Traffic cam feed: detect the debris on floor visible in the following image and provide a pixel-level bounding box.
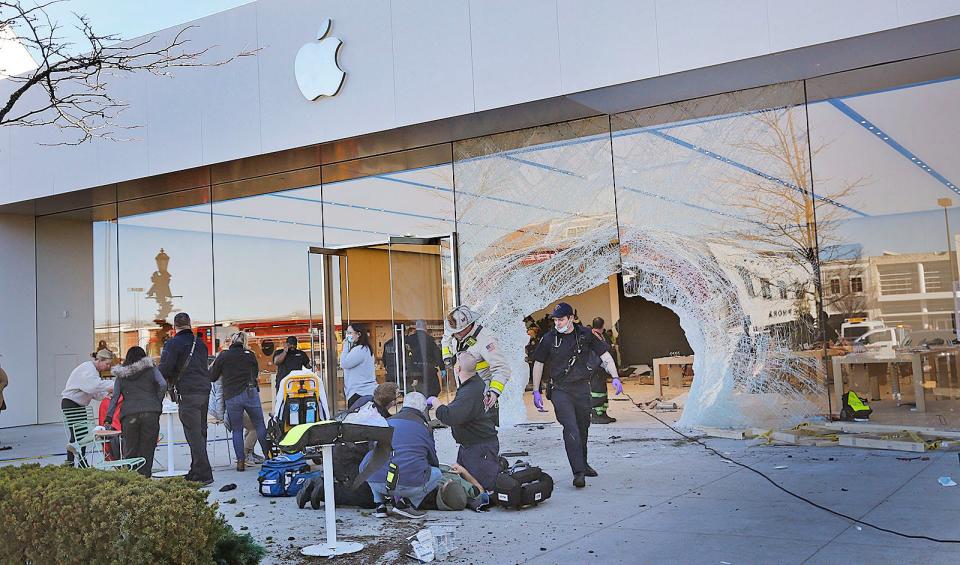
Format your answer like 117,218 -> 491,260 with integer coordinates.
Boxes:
698,421 -> 960,453
407,524 -> 459,562
938,476 -> 957,487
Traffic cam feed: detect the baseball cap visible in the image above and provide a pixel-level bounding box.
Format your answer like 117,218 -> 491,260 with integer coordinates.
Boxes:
551,302 -> 574,318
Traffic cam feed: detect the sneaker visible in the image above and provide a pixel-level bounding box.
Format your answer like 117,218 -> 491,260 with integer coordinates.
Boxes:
591,413 -> 617,424
584,465 -> 598,478
391,497 -> 426,519
374,503 -> 390,518
236,460 -> 245,472
573,474 -> 586,488
249,452 -> 265,464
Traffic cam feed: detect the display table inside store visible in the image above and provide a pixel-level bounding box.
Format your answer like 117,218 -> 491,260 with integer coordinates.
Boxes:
831,347 -> 960,416
653,355 -> 694,397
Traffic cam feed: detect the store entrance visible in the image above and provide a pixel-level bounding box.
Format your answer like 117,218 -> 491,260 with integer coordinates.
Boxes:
307,234 -> 458,414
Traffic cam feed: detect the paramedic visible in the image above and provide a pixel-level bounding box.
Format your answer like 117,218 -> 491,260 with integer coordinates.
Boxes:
532,303 -> 623,488
273,335 -> 311,392
432,352 -> 500,491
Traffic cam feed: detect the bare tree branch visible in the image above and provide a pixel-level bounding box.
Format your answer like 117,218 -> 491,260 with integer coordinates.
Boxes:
0,1 -> 257,144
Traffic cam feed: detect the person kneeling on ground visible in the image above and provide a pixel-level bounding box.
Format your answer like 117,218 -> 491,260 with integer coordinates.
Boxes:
431,352 -> 500,493
361,392 -> 441,519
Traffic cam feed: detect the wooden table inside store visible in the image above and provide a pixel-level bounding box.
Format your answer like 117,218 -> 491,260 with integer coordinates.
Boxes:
653,355 -> 694,397
831,347 -> 960,415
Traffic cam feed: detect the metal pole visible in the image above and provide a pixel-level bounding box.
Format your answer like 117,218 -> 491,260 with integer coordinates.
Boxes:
322,444 -> 336,548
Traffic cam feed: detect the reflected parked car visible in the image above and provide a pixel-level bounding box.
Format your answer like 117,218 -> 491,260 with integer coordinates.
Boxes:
901,330 -> 959,350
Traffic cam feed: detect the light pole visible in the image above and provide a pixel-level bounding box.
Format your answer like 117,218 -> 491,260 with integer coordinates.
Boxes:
937,198 -> 959,337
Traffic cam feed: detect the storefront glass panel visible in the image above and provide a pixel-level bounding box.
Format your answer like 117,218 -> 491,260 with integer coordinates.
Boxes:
117,188 -> 214,359
452,116 -> 620,424
808,54 -> 960,424
611,83 -> 826,426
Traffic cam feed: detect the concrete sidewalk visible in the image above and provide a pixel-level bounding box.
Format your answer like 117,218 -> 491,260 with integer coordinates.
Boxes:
3,398 -> 960,564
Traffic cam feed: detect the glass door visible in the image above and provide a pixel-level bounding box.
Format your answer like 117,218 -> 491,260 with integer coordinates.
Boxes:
387,234 -> 459,403
308,247 -> 347,416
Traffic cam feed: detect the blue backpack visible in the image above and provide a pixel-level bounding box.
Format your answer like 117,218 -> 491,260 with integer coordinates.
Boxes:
257,452 -> 320,497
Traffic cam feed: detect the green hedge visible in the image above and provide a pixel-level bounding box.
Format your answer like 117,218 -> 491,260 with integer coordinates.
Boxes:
0,464 -> 263,565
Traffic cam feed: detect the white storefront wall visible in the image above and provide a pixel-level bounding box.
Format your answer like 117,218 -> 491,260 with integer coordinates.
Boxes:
2,0 -> 959,205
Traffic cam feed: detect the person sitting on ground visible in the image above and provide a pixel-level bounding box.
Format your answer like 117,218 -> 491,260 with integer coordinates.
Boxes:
361,392 -> 442,519
346,382 -> 399,420
61,349 -> 117,466
431,352 -> 500,492
104,347 -> 167,477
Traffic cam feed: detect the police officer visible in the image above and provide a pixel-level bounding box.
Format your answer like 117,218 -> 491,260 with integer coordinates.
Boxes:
440,306 -> 510,413
531,303 -> 623,488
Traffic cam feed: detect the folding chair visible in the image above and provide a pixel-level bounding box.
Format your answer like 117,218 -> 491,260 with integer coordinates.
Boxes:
62,406 -> 145,472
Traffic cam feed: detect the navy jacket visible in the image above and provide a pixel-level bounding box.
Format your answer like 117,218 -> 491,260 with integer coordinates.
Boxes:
159,329 -> 212,397
361,408 -> 439,487
435,374 -> 498,446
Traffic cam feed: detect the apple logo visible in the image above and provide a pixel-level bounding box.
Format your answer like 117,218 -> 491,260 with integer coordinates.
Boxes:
295,18 -> 345,101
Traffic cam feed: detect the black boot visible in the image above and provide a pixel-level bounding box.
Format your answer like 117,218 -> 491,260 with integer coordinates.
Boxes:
592,412 -> 616,424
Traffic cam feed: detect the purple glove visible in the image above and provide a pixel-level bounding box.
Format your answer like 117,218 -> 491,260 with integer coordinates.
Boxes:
533,390 -> 544,410
426,396 -> 438,408
612,378 -> 623,395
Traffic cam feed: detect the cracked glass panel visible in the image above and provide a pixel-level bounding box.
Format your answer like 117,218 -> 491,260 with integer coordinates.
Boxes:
453,116 -> 620,425
612,82 -> 826,427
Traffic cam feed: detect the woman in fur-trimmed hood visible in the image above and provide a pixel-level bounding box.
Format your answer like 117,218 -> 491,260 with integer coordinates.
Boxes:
104,347 -> 167,477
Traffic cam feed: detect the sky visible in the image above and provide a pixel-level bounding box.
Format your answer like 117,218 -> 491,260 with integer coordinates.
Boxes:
34,0 -> 253,52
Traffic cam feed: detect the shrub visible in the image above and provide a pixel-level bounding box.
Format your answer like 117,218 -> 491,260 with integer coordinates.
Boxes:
0,465 -> 262,565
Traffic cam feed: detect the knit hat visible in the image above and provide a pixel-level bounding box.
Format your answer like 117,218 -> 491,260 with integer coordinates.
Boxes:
436,479 -> 469,511
95,349 -> 116,362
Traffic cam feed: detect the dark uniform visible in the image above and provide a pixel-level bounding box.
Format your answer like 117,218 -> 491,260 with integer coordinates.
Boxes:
590,328 -> 615,423
159,328 -> 213,482
273,345 -> 311,392
533,323 -> 608,476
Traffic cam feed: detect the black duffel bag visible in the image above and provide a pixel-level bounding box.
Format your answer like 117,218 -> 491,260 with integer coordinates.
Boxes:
494,462 -> 553,509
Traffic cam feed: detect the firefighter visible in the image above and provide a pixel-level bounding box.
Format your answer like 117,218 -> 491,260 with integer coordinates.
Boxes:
440,306 -> 511,415
589,317 -> 616,424
531,303 -> 622,488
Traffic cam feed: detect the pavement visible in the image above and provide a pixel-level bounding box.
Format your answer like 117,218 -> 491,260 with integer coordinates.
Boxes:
4,392 -> 960,564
